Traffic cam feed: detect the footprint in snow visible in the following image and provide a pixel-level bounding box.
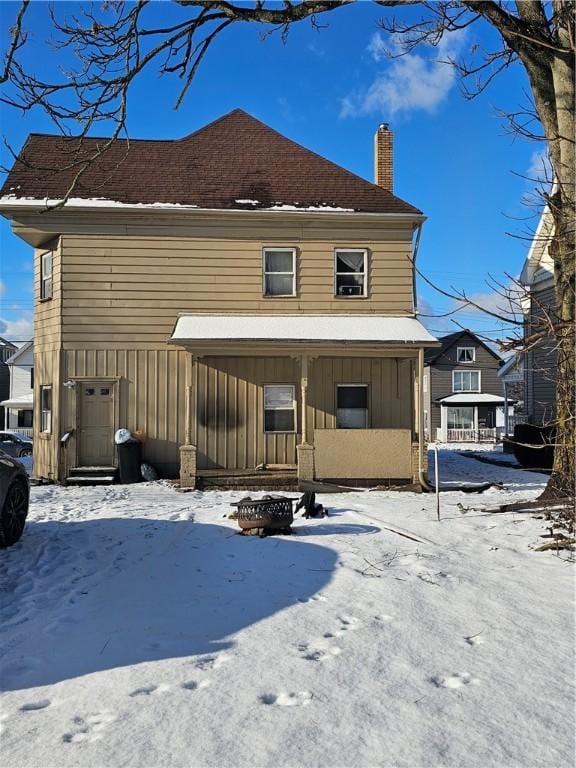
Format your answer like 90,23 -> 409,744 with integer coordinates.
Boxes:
129,684 -> 170,697
192,653 -> 231,671
181,679 -> 211,692
20,699 -> 51,712
62,711 -> 116,744
259,691 -> 313,707
297,593 -> 328,604
430,672 -> 480,689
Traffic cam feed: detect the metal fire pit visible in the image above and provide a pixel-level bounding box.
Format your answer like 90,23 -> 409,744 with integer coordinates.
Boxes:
232,496 -> 295,536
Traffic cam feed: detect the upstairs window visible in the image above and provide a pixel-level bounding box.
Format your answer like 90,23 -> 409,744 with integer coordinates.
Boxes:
264,385 -> 296,433
41,385 -> 52,433
263,248 -> 296,297
457,346 -> 475,363
452,370 -> 480,392
336,384 -> 368,428
41,251 -> 53,300
335,249 -> 367,297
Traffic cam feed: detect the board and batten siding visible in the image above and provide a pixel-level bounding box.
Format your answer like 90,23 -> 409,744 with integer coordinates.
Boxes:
196,356 -> 414,470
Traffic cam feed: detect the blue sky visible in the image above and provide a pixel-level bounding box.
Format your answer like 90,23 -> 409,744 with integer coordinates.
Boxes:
0,1 -> 545,345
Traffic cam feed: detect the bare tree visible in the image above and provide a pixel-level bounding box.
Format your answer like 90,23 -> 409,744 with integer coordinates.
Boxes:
1,0 -> 574,502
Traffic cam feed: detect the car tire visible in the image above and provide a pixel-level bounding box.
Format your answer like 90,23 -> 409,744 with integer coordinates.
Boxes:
0,479 -> 29,548
19,449 -> 32,457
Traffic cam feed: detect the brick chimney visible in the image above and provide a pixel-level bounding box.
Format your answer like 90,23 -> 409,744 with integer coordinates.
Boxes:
374,123 -> 393,192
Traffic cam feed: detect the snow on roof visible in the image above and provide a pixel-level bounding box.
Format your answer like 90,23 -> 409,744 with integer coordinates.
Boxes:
438,393 -> 508,405
4,340 -> 33,366
169,314 -> 438,345
1,394 -> 33,408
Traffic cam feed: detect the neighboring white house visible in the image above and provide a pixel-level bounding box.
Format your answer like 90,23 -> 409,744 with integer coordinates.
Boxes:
1,341 -> 34,436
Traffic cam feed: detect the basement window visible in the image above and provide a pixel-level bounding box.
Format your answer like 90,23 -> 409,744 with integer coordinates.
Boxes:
335,249 -> 367,297
264,384 -> 296,433
40,251 -> 53,300
263,248 -> 296,296
41,386 -> 52,433
336,384 -> 368,428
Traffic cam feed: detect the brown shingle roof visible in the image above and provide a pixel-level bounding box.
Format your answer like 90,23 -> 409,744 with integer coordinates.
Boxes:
0,109 -> 421,215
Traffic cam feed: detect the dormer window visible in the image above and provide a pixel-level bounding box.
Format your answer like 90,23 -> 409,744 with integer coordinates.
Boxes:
335,249 -> 367,297
457,346 -> 475,363
263,248 -> 296,297
41,251 -> 53,300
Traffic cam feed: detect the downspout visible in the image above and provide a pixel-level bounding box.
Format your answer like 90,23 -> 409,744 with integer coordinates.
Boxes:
418,346 -> 434,492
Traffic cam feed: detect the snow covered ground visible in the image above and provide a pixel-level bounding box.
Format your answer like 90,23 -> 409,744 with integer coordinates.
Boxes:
1,452 -> 573,768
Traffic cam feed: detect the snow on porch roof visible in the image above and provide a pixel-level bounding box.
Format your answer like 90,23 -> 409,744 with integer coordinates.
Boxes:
169,314 -> 438,346
0,394 -> 33,408
438,393 -> 509,405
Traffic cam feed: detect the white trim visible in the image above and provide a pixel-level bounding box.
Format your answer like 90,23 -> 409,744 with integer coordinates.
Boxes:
4,340 -> 33,366
263,384 -> 297,434
452,369 -> 481,393
262,247 -> 297,297
41,250 -> 53,300
334,249 -> 368,298
456,346 -> 475,363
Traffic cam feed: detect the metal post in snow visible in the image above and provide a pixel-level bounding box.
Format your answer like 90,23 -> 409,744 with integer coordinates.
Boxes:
433,444 -> 440,521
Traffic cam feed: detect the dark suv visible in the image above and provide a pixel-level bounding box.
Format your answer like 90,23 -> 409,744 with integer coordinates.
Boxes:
0,432 -> 33,458
0,451 -> 30,547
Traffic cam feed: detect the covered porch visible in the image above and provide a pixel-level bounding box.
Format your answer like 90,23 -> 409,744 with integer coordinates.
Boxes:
436,393 -> 512,443
1,394 -> 33,438
168,314 -> 438,487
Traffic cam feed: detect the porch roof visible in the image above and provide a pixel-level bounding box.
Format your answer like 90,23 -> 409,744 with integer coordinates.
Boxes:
169,314 -> 438,346
438,393 -> 509,405
0,394 -> 33,409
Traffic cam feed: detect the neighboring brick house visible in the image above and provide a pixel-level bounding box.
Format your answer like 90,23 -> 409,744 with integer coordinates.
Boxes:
0,337 -> 18,430
520,208 -> 556,426
424,330 -> 507,442
0,109 -> 438,486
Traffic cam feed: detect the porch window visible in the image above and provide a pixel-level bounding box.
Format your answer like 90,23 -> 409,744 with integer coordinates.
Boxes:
18,410 -> 33,428
457,346 -> 475,363
336,384 -> 368,428
263,248 -> 296,296
41,386 -> 52,433
452,370 -> 480,392
264,384 -> 296,432
447,406 -> 475,431
334,249 -> 367,297
41,251 -> 53,300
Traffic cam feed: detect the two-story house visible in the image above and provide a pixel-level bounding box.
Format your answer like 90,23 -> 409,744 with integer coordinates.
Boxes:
519,208 -> 556,426
0,337 -> 18,429
0,109 -> 438,486
424,330 -> 508,442
1,340 -> 34,435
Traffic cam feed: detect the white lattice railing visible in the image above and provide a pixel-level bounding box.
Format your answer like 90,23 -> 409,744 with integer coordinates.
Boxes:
446,428 -> 497,443
7,428 -> 33,438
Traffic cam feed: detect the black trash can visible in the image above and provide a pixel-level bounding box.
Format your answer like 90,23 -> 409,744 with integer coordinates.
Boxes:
117,439 -> 143,483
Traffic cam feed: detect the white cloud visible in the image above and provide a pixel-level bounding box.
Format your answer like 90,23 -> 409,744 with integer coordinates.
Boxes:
341,30 -> 466,119
0,280 -> 6,297
526,148 -> 552,185
0,313 -> 34,342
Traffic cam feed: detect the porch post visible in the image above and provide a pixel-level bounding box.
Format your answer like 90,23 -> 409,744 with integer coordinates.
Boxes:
180,353 -> 198,489
300,354 -> 308,443
297,354 -> 315,482
504,382 -> 509,436
418,348 -> 425,474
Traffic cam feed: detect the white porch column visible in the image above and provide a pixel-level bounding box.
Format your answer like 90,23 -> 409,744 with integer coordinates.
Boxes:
504,382 -> 509,436
418,348 -> 424,471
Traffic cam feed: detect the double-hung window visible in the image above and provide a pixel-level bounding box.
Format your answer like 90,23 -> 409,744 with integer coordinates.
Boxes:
456,347 -> 475,363
263,248 -> 296,297
336,384 -> 368,428
452,370 -> 480,392
41,251 -> 53,300
264,385 -> 296,432
41,386 -> 52,433
335,249 -> 367,297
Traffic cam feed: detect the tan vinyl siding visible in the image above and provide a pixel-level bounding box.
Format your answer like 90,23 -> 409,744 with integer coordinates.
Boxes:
60,229 -> 415,347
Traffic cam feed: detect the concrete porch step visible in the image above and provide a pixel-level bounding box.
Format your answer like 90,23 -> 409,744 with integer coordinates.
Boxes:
66,466 -> 117,486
